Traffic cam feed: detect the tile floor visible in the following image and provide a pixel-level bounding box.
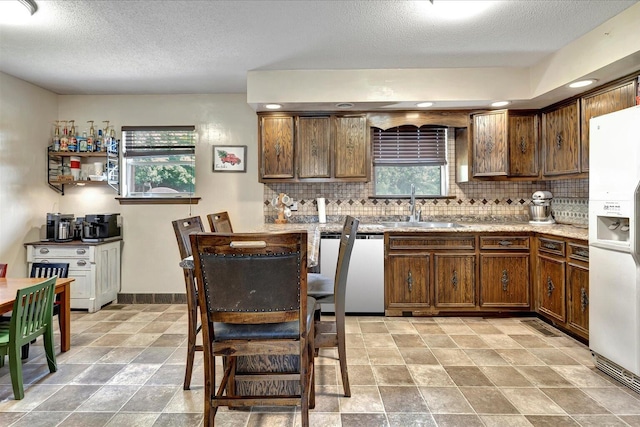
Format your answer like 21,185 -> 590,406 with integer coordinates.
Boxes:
0,304 -> 639,426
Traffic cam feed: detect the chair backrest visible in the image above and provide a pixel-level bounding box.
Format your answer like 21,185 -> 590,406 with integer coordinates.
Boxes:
207,211 -> 234,233
172,216 -> 205,259
30,263 -> 69,279
191,231 -> 308,328
333,216 -> 360,313
10,276 -> 57,346
0,263 -> 7,278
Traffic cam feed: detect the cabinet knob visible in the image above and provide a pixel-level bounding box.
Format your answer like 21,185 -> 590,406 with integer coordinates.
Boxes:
274,141 -> 281,157
486,137 -> 494,153
519,137 -> 527,154
546,276 -> 555,297
77,260 -> 87,266
501,269 -> 509,291
580,287 -> 589,312
451,270 -> 458,289
406,270 -> 413,292
39,248 -> 50,254
77,248 -> 86,255
498,240 -> 513,246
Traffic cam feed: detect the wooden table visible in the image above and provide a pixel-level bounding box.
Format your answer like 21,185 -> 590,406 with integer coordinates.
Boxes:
0,277 -> 74,352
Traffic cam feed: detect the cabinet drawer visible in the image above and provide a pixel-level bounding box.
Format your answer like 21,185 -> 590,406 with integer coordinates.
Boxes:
29,245 -> 91,259
537,237 -> 565,257
480,236 -> 530,250
28,258 -> 92,270
388,235 -> 475,251
568,242 -> 589,262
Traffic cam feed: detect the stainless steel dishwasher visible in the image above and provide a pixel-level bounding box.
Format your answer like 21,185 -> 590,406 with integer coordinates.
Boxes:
319,233 -> 384,314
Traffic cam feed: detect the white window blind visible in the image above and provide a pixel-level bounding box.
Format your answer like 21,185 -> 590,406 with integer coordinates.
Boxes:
122,126 -> 195,157
372,125 -> 447,166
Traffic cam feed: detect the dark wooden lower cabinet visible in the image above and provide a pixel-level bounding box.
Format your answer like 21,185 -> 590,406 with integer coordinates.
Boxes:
537,255 -> 566,323
434,254 -> 475,308
480,253 -> 530,308
567,261 -> 589,338
386,253 -> 430,313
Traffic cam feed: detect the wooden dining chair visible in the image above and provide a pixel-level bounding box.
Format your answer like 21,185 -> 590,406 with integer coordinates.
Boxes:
0,276 -> 58,399
30,262 -> 68,331
171,216 -> 205,390
191,231 -> 315,427
0,263 -> 7,278
207,211 -> 233,233
307,215 -> 359,397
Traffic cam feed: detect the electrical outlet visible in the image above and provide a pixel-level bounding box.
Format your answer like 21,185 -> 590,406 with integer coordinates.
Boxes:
290,201 -> 298,211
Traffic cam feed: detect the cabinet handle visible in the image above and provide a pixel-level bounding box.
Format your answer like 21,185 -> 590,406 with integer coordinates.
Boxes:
77,260 -> 87,266
77,248 -> 86,255
274,141 -> 281,157
580,287 -> 589,312
546,276 -> 555,297
39,248 -> 50,254
498,240 -> 513,246
486,137 -> 494,153
501,269 -> 509,291
451,270 -> 458,289
543,242 -> 559,251
556,133 -> 563,149
406,269 -> 413,293
519,137 -> 527,154
575,248 -> 589,258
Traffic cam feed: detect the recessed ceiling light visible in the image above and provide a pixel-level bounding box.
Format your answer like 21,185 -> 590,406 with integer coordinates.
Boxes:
0,0 -> 37,24
416,102 -> 434,108
264,104 -> 282,110
336,103 -> 354,109
568,79 -> 597,88
491,101 -> 510,107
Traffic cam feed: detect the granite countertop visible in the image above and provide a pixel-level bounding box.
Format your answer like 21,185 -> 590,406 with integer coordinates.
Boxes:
254,221 -> 589,241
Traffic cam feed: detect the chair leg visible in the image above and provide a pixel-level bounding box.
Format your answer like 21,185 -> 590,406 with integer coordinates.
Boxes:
21,344 -> 29,360
300,338 -> 310,427
43,328 -> 57,373
8,345 -> 24,400
183,305 -> 198,390
336,311 -> 350,397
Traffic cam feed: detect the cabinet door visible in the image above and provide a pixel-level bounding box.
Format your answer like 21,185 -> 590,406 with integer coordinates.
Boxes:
508,114 -> 538,177
434,254 -> 475,308
334,116 -> 368,179
95,243 -> 120,309
386,253 -> 429,309
297,116 -> 331,178
260,116 -> 294,179
580,80 -> 636,172
473,110 -> 508,177
480,253 -> 530,308
542,101 -> 579,176
537,255 -> 566,323
567,262 -> 589,338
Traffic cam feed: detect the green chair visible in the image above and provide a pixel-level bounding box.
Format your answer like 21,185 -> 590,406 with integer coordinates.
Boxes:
0,276 -> 58,400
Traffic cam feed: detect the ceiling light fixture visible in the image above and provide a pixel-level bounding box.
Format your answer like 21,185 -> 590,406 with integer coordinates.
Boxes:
264,104 -> 282,110
568,79 -> 597,88
491,101 -> 510,107
416,102 -> 434,108
19,0 -> 37,15
336,103 -> 354,109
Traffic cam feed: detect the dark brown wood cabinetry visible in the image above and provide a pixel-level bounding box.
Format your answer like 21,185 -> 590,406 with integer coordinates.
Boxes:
434,254 -> 476,308
535,235 -> 589,340
479,235 -> 531,309
580,79 -> 636,172
386,253 -> 430,313
259,113 -> 369,183
472,110 -> 539,178
542,100 -> 580,177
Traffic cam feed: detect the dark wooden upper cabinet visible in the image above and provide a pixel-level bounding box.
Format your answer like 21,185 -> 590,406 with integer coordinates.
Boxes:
296,116 -> 331,179
542,100 -> 580,177
508,113 -> 539,177
472,110 -> 508,177
334,115 -> 369,179
259,115 -> 294,180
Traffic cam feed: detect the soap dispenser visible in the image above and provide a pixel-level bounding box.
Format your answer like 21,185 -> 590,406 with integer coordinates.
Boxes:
68,120 -> 78,152
102,121 -> 110,152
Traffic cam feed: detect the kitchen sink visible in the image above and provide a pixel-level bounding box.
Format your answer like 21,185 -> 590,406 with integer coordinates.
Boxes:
379,221 -> 464,228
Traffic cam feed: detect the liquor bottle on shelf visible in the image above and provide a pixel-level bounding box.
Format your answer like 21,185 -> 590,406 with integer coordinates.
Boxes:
102,121 -> 110,152
96,128 -> 103,152
60,121 -> 69,151
79,131 -> 88,152
52,121 -> 61,152
86,120 -> 95,152
68,120 -> 78,152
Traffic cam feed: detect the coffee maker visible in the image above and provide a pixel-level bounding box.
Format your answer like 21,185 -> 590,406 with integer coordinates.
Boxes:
82,213 -> 121,242
44,213 -> 75,242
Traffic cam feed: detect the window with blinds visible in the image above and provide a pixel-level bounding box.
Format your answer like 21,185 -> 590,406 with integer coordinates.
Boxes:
372,125 -> 449,197
121,126 -> 196,197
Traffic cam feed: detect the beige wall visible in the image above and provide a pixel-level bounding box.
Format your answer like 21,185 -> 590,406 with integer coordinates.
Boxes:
1,82 -> 263,294
0,73 -> 59,277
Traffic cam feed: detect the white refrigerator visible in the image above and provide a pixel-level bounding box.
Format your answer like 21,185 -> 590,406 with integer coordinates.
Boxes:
589,105 -> 640,394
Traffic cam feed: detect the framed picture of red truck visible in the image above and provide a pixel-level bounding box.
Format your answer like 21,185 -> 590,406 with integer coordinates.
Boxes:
212,145 -> 247,172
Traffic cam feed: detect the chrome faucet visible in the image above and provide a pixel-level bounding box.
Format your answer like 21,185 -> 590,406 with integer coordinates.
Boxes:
409,184 -> 421,222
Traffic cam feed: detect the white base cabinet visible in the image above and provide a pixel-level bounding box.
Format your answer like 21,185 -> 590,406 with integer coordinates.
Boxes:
26,240 -> 122,312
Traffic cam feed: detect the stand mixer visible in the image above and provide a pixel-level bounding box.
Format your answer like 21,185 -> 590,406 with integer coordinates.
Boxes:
528,191 -> 555,225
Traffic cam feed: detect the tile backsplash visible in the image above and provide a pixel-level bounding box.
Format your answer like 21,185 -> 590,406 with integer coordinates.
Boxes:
263,131 -> 589,225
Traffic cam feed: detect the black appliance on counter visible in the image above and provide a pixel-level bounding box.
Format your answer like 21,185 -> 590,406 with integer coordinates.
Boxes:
82,213 -> 121,242
44,213 -> 75,242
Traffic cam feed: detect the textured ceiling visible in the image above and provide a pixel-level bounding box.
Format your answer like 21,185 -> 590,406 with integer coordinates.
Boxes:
0,0 -> 637,96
